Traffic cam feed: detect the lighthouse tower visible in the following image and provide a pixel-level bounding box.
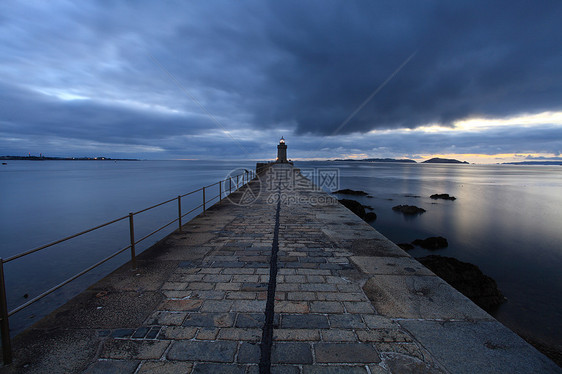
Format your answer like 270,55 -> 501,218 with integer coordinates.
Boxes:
276,137 -> 288,163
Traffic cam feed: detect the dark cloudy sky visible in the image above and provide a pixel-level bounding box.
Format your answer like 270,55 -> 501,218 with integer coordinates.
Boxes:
1,1 -> 561,162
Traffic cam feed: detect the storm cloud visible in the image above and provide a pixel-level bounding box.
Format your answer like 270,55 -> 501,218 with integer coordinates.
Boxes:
1,1 -> 561,160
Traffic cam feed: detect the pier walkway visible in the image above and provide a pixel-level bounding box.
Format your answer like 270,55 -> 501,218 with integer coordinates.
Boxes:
2,164 -> 559,373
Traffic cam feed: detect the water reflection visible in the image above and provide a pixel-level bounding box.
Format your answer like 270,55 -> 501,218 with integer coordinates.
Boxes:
298,161 -> 562,346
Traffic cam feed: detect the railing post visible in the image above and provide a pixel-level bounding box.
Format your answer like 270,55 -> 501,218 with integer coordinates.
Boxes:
0,259 -> 12,365
128,213 -> 137,270
229,178 -> 232,194
177,196 -> 182,232
219,181 -> 222,202
236,175 -> 239,190
202,187 -> 206,214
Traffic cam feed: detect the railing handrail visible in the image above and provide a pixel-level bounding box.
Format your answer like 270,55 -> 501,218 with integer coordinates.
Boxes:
134,196 -> 178,215
0,168 -> 256,365
8,243 -> 132,317
2,214 -> 130,263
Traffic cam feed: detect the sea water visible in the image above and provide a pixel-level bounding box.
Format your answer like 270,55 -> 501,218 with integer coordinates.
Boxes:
0,160 -> 255,334
1,160 -> 561,348
297,160 -> 562,348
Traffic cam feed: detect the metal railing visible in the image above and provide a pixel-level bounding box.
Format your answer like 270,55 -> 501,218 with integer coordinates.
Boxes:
0,169 -> 256,364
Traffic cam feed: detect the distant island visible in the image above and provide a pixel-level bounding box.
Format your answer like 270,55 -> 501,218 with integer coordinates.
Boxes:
0,155 -> 139,161
422,157 -> 469,164
332,158 -> 417,163
503,161 -> 562,166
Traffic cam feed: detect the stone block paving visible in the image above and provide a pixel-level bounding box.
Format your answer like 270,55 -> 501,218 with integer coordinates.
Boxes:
264,170 -> 444,374
82,165 -> 445,374
84,179 -> 278,374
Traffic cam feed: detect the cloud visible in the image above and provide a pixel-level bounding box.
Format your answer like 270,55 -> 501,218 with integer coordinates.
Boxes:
260,1 -> 562,135
0,1 -> 561,159
284,123 -> 562,161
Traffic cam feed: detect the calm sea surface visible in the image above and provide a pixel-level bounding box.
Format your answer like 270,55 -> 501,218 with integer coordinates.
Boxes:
298,160 -> 562,347
0,160 -> 256,335
1,160 -> 561,347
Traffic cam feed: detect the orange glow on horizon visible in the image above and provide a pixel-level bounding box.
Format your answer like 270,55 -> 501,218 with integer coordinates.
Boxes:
417,153 -> 548,164
289,152 -> 558,164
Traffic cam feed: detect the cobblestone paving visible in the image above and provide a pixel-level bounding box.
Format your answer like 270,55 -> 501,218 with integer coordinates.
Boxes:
6,164 -> 559,374
269,167 -> 442,374
81,164 -> 444,374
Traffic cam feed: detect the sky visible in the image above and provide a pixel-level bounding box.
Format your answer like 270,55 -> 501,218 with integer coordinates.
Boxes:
1,1 -> 561,163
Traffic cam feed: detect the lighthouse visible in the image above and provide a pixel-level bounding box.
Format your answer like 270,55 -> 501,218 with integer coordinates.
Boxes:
277,137 -> 288,163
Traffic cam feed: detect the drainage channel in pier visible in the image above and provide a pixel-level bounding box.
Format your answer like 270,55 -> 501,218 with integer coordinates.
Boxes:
258,183 -> 281,374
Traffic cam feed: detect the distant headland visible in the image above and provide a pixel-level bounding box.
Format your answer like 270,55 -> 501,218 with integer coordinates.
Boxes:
330,157 -> 469,164
422,157 -> 469,164
503,161 -> 562,166
0,155 -> 139,161
331,158 -> 417,163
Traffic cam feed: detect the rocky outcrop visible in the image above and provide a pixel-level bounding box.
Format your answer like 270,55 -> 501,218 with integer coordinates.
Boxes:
412,236 -> 448,249
339,199 -> 365,218
430,193 -> 456,200
339,199 -> 376,222
417,255 -> 506,311
334,189 -> 369,196
365,212 -> 377,222
392,205 -> 426,214
397,243 -> 414,251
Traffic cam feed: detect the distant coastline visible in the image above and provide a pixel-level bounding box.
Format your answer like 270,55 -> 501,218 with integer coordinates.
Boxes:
331,158 -> 417,163
503,161 -> 562,166
330,157 -> 469,164
0,155 -> 139,161
328,157 -> 561,165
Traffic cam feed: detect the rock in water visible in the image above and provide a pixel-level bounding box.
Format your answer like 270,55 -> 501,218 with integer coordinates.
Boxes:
334,189 -> 369,196
412,236 -> 448,249
417,255 -> 506,311
339,199 -> 377,223
392,205 -> 426,214
365,212 -> 377,222
430,193 -> 456,200
397,243 -> 414,250
339,199 -> 366,219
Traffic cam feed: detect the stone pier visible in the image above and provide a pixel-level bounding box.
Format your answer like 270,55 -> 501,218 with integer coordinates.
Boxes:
2,164 -> 559,373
